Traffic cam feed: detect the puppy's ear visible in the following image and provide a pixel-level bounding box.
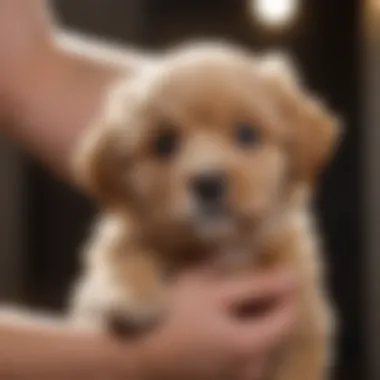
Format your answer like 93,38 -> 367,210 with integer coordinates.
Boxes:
259,53 -> 342,182
72,77 -> 142,206
73,118 -> 124,205
289,97 -> 341,182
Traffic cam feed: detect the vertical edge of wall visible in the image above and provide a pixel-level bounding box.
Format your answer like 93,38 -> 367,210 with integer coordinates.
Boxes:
0,138 -> 24,302
364,2 -> 380,379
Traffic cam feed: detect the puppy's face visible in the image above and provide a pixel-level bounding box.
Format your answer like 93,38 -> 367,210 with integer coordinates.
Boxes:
76,45 -> 339,247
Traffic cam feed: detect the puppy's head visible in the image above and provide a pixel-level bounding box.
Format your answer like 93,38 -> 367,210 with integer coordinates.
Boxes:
74,43 -> 340,247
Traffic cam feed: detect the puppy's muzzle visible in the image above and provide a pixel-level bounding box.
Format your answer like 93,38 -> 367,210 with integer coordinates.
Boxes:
190,171 -> 228,208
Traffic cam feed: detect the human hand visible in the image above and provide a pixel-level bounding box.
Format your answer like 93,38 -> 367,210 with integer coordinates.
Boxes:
133,268 -> 297,380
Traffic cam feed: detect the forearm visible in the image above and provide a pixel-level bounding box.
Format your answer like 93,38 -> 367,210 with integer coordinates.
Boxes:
3,33 -> 146,179
0,310 -> 141,379
0,0 -> 151,179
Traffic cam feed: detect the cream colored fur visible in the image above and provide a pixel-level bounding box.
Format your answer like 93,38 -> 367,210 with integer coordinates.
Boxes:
70,42 -> 340,380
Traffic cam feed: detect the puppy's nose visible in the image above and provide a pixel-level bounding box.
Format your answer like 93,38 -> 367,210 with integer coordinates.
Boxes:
191,171 -> 227,203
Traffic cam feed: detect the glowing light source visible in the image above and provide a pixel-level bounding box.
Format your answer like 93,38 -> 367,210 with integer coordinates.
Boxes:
250,0 -> 299,28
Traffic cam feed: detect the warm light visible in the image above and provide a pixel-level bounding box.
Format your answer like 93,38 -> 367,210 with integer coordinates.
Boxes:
250,0 -> 299,28
373,0 -> 380,12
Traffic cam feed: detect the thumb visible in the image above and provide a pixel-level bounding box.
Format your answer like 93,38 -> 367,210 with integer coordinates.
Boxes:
218,269 -> 296,308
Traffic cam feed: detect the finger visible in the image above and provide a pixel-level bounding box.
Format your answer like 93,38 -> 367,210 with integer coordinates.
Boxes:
175,254 -> 243,284
218,269 -> 297,307
239,359 -> 267,380
238,292 -> 297,353
176,264 -> 216,285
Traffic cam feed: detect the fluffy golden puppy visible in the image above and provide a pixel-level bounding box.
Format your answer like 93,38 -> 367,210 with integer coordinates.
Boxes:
71,42 -> 340,380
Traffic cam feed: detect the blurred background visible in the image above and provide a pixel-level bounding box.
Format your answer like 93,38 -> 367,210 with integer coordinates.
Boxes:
0,0 -> 368,379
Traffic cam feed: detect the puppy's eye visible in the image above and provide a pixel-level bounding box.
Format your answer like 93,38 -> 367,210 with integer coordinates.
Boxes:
234,122 -> 261,148
152,128 -> 179,159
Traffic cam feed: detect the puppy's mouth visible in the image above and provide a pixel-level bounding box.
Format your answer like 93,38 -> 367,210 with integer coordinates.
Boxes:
192,204 -> 239,240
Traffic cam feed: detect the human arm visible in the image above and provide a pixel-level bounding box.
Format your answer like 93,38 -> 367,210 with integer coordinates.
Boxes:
0,311 -> 139,380
0,0 -> 146,178
0,269 -> 297,380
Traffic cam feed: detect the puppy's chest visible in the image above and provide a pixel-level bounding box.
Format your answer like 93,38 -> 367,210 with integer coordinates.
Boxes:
110,216 -> 313,279
191,227 -> 303,275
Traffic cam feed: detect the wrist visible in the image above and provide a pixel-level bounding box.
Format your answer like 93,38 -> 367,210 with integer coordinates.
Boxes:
105,336 -> 150,380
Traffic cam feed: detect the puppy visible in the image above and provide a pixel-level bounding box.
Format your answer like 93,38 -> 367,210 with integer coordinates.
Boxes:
70,42 -> 340,379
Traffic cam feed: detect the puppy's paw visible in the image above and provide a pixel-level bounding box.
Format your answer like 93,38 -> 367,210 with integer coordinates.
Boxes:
106,306 -> 163,339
